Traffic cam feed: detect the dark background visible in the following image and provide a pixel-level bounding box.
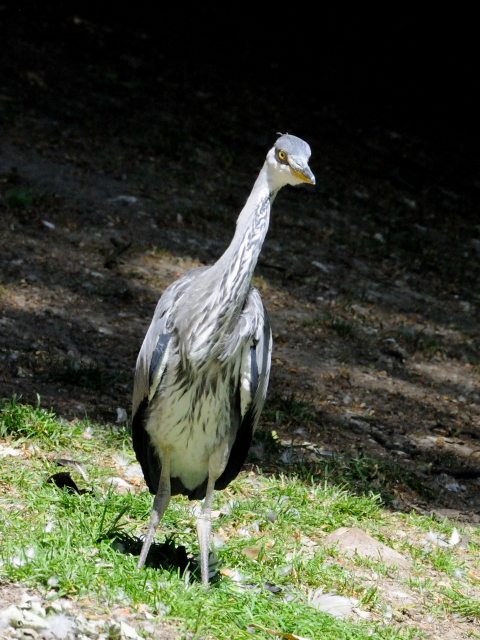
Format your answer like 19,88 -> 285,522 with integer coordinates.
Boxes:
2,4 -> 479,201
2,4 -> 478,138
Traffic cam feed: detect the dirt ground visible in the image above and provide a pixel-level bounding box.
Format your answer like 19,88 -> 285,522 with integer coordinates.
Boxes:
1,7 -> 480,546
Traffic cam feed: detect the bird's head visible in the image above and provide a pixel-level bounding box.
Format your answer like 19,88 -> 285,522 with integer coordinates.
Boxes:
266,134 -> 315,190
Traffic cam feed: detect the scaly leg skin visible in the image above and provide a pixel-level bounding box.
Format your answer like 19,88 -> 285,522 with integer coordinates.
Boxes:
196,473 -> 217,586
137,452 -> 171,570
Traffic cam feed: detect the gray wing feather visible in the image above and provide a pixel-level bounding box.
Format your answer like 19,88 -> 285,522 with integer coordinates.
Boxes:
131,266 -> 210,494
243,287 -> 272,422
211,287 -> 272,493
132,266 -> 209,418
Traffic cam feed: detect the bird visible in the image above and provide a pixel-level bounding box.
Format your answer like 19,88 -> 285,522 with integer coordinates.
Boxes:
132,134 -> 315,584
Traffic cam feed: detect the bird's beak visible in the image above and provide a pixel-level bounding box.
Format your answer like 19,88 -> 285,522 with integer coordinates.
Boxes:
288,155 -> 316,185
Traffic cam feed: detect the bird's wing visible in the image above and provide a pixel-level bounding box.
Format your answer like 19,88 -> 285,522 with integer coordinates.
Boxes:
215,286 -> 272,492
131,266 -> 209,493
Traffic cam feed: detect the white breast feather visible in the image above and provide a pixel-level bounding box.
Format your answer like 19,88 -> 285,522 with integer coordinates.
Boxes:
147,362 -> 236,490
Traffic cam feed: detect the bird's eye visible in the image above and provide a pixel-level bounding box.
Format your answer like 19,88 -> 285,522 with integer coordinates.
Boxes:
278,150 -> 287,161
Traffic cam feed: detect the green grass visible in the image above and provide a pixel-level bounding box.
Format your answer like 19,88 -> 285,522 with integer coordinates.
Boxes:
385,328 -> 447,359
441,588 -> 480,620
5,187 -> 35,208
316,454 -> 435,504
1,397 -> 479,639
263,393 -> 318,429
0,395 -> 85,446
304,313 -> 355,337
260,393 -> 433,504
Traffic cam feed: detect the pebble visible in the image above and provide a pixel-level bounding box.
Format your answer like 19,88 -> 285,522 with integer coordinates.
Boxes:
0,588 -> 175,639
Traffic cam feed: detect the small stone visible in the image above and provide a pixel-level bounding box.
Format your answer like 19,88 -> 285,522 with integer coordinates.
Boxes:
120,620 -> 139,638
308,591 -> 354,618
18,628 -> 39,638
1,605 -> 24,627
212,534 -> 226,548
278,564 -> 292,576
112,195 -> 138,204
21,610 -> 49,631
384,605 -> 393,619
46,614 -> 75,639
354,608 -> 371,619
324,527 -> 412,569
116,408 -> 128,423
0,445 -> 22,457
445,482 -> 460,492
123,465 -> 143,480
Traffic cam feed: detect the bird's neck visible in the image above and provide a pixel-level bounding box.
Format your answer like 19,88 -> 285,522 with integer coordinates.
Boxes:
214,161 -> 277,304
178,162 -> 277,362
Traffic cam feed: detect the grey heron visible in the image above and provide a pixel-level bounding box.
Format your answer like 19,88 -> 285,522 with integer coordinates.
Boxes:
132,134 -> 315,584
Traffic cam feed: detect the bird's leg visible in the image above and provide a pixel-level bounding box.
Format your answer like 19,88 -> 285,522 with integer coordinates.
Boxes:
196,473 -> 217,586
197,444 -> 230,585
137,451 -> 171,570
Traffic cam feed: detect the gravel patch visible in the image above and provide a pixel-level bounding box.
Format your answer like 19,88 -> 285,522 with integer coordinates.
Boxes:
0,584 -> 178,639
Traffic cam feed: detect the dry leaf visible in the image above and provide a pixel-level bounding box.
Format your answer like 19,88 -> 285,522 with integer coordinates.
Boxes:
242,546 -> 261,559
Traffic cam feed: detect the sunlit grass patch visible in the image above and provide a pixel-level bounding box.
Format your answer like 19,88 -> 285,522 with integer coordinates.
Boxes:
2,396 -> 477,638
441,587 -> 480,620
0,395 -> 85,446
428,548 -> 466,575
